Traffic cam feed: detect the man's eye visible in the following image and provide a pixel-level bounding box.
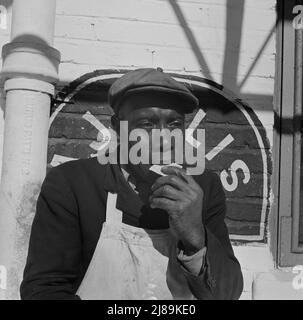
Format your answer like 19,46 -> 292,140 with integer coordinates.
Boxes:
169,121 -> 183,128
136,121 -> 154,128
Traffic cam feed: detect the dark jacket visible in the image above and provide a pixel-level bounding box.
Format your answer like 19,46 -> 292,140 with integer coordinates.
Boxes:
20,157 -> 243,300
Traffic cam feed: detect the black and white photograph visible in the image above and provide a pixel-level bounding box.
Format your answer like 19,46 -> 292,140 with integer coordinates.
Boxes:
0,0 -> 302,304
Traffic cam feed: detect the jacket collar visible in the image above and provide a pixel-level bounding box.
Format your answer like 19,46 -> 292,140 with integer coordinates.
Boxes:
102,162 -> 169,229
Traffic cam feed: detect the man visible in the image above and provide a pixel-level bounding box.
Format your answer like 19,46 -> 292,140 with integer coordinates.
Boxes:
20,68 -> 243,300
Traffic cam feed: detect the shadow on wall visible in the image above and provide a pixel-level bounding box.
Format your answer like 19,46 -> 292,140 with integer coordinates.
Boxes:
168,0 -> 301,137
0,0 -> 12,8
167,0 -> 214,82
168,0 -> 276,97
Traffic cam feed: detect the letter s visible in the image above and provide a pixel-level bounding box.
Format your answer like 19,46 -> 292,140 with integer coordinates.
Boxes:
293,5 -> 303,30
220,160 -> 250,192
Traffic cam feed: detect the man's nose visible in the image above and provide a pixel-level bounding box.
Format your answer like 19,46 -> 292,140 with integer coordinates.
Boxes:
151,125 -> 173,153
160,130 -> 172,153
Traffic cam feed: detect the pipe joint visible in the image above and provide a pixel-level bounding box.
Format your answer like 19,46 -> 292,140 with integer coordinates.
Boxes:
4,78 -> 54,96
1,41 -> 60,84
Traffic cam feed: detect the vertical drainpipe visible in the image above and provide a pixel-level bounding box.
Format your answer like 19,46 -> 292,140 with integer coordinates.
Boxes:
0,0 -> 60,299
292,14 -> 303,251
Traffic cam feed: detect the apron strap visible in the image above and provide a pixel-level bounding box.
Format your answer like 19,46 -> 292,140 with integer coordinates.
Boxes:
106,192 -> 123,224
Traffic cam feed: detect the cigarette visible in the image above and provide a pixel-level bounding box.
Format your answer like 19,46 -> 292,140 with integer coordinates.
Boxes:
149,163 -> 182,176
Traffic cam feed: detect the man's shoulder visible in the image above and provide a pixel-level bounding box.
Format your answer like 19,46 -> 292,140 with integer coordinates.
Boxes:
194,170 -> 226,218
193,169 -> 221,190
193,169 -> 225,201
54,157 -> 102,171
47,157 -> 107,184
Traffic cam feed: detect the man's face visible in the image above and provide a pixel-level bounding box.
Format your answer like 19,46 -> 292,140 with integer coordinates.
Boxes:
115,92 -> 186,183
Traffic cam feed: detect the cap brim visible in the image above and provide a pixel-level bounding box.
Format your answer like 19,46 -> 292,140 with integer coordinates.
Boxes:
122,86 -> 199,113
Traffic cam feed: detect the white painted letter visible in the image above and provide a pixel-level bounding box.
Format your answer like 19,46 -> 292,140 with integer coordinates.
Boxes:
293,5 -> 303,30
220,160 -> 250,192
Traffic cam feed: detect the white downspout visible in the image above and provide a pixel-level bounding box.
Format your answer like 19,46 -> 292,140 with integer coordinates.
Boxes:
0,0 -> 60,299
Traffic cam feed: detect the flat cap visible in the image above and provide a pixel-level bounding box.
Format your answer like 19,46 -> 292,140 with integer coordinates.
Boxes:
108,68 -> 199,114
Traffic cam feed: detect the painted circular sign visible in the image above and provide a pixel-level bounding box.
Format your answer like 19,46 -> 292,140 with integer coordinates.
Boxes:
48,70 -> 271,242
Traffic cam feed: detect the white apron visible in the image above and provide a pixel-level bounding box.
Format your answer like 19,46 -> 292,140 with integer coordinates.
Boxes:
76,192 -> 194,300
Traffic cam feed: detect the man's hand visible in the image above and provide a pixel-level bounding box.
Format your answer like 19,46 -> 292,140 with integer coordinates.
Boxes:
149,166 -> 205,256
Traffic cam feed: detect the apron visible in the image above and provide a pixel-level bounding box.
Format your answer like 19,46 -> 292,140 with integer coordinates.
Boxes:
76,192 -> 194,300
